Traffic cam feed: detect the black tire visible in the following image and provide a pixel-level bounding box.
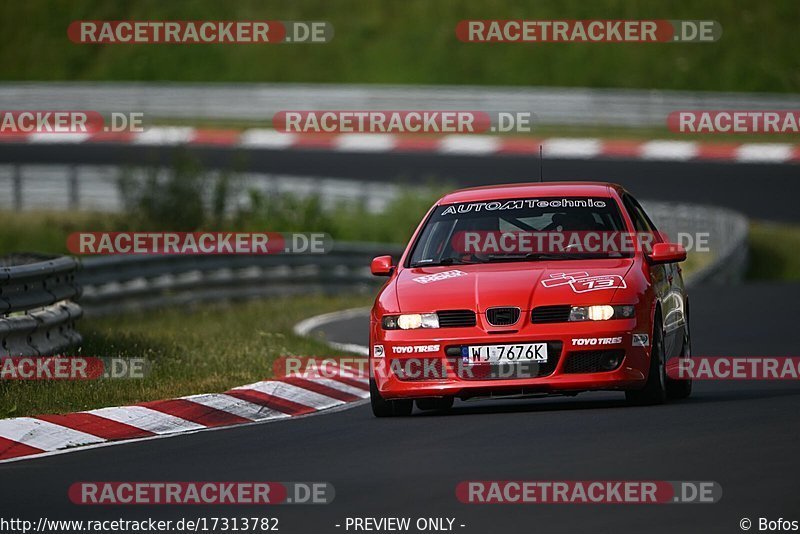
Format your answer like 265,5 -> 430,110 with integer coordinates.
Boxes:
370,379 -> 413,417
415,397 -> 455,412
667,323 -> 693,400
626,316 -> 667,406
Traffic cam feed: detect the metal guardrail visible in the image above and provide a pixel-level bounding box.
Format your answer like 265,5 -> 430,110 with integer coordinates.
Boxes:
77,201 -> 749,316
646,202 -> 750,285
1,82 -> 798,128
0,201 -> 749,354
0,256 -> 83,357
78,243 -> 405,316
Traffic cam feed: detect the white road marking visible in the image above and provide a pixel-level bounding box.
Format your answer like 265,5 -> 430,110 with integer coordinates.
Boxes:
335,133 -> 396,152
239,129 -> 297,148
133,127 -> 195,145
28,133 -> 91,143
439,135 -> 501,154
736,143 -> 793,162
640,140 -> 698,160
543,138 -> 602,158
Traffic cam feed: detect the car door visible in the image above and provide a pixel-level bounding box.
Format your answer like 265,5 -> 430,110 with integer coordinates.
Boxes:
622,194 -> 685,360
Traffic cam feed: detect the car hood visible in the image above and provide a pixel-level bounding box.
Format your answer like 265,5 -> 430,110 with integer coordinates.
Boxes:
394,259 -> 636,312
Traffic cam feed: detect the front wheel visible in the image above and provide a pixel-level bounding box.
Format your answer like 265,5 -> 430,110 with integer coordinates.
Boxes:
667,326 -> 693,400
370,379 -> 413,417
626,318 -> 667,406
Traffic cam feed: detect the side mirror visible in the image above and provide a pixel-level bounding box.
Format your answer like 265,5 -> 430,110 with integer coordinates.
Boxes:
370,255 -> 395,276
647,243 -> 687,264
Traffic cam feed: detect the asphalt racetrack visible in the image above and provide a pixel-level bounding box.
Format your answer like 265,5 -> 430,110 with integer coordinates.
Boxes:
1,146 -> 798,532
0,283 -> 799,533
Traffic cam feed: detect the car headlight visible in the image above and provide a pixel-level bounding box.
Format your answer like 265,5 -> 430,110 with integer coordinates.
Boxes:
382,313 -> 440,330
569,305 -> 635,321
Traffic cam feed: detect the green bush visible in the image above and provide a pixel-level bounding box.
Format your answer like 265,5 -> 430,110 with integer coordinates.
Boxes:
233,185 -> 448,244
118,156 -> 232,231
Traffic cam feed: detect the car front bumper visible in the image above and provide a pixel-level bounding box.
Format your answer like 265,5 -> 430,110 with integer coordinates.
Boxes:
370,318 -> 651,400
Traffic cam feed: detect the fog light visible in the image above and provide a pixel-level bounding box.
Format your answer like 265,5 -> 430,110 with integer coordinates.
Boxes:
601,352 -> 623,371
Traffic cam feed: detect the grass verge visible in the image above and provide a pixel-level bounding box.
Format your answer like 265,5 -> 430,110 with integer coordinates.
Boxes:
2,213 -> 797,419
747,221 -> 800,281
0,294 -> 371,419
1,0 -> 797,92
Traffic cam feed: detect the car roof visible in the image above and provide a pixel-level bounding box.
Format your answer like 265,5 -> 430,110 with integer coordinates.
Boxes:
438,181 -> 625,204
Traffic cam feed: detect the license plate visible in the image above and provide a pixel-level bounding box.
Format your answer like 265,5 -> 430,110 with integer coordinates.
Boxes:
461,343 -> 548,365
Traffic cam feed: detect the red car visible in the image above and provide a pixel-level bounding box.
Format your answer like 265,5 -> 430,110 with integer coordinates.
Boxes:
368,182 -> 692,417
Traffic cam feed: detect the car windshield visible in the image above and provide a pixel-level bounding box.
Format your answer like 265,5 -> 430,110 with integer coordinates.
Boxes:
408,196 -> 632,267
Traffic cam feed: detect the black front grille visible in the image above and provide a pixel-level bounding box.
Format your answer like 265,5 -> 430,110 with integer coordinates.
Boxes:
563,350 -> 625,373
531,305 -> 571,323
393,358 -> 447,381
486,307 -> 520,326
436,309 -> 477,328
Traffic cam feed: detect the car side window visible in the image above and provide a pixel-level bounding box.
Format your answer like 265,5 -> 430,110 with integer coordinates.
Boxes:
622,194 -> 659,252
631,196 -> 661,235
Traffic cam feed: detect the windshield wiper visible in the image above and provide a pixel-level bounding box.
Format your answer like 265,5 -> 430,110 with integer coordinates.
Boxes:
523,252 -> 618,260
480,252 -> 619,262
411,257 -> 480,268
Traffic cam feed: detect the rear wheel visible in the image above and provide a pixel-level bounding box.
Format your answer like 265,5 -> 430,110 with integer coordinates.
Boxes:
416,397 -> 454,412
626,317 -> 667,406
370,379 -> 413,417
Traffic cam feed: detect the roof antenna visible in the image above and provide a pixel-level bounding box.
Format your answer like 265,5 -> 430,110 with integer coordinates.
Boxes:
539,144 -> 544,182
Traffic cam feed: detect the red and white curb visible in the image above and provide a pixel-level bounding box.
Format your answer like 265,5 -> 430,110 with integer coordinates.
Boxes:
0,329 -> 369,463
2,127 -> 799,164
